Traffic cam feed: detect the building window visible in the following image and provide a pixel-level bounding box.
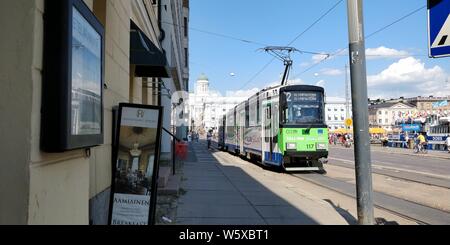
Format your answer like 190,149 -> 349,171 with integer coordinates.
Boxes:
379,119 -> 382,124
328,108 -> 331,112
385,119 -> 388,123
328,116 -> 332,121
379,111 -> 382,115
184,48 -> 188,68
184,17 -> 188,37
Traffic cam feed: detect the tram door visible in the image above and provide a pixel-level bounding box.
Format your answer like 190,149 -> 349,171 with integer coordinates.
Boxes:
262,99 -> 273,162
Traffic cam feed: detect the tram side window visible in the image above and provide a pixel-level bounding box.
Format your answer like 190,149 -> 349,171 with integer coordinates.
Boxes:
249,99 -> 257,127
266,106 -> 271,120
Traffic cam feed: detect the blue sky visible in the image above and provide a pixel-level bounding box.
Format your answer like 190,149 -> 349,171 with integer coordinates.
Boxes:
188,0 -> 450,99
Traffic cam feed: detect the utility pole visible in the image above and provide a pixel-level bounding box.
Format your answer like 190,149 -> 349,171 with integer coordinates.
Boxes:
346,0 -> 374,225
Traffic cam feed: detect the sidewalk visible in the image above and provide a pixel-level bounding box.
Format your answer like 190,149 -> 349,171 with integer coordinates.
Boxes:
175,141 -> 349,225
370,145 -> 450,160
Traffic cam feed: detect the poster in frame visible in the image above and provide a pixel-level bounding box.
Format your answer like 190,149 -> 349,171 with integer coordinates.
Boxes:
108,103 -> 163,225
41,0 -> 104,152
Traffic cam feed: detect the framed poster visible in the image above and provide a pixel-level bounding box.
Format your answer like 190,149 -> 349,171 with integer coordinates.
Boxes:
41,0 -> 104,152
108,104 -> 163,225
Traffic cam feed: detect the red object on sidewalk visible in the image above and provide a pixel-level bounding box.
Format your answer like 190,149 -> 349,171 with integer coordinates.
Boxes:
175,141 -> 188,160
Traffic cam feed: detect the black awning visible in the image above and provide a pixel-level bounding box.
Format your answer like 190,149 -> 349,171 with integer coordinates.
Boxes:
130,21 -> 171,78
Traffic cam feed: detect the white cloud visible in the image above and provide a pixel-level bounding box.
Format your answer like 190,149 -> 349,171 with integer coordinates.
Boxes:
285,78 -> 305,85
320,68 -> 344,76
225,88 -> 260,98
312,53 -> 330,64
366,46 -> 410,60
300,62 -> 310,67
224,79 -> 305,99
316,80 -> 326,87
368,57 -> 450,99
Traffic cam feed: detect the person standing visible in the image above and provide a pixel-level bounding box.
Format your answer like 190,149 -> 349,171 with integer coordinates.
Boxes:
446,135 -> 450,154
403,133 -> 409,149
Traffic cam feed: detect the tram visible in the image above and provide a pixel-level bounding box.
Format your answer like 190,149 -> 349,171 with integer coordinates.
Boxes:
217,85 -> 328,172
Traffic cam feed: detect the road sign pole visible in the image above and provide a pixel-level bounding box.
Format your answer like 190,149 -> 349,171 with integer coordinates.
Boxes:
346,0 -> 374,225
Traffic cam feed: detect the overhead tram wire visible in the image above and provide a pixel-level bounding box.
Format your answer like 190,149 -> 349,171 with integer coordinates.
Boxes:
237,0 -> 345,90
291,4 -> 427,79
161,21 -> 269,47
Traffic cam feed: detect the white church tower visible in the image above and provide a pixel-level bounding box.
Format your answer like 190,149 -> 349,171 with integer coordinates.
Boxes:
196,73 -> 210,95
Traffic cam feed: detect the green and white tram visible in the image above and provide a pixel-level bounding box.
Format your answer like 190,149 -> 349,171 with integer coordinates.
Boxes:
222,85 -> 328,172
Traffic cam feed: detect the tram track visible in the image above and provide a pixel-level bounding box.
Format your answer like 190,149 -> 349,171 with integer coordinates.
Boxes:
210,143 -> 450,225
291,172 -> 450,225
327,160 -> 450,190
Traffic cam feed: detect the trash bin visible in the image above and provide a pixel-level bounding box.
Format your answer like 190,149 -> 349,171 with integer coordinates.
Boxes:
408,139 -> 414,149
175,141 -> 188,160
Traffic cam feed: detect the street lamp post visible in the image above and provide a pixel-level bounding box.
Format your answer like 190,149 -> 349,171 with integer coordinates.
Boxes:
346,0 -> 374,225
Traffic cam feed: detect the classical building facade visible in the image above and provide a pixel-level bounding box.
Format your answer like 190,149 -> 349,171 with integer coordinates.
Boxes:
369,102 -> 417,131
188,74 -> 247,131
325,97 -> 352,131
0,0 -> 188,225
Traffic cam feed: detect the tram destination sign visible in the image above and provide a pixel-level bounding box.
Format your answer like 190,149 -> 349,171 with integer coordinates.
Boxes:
285,91 -> 320,102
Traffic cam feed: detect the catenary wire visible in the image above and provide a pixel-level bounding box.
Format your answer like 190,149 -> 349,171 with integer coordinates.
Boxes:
291,4 -> 427,79
238,0 -> 345,90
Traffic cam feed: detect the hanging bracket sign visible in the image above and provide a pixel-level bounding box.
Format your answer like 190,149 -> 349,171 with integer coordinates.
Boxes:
108,103 -> 163,225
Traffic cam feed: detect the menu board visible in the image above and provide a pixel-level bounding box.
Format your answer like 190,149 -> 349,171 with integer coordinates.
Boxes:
109,104 -> 163,225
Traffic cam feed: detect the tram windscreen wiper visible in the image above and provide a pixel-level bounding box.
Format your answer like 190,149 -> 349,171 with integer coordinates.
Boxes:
304,125 -> 313,135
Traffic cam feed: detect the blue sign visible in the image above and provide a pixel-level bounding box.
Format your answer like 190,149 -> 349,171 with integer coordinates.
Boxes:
402,124 -> 421,132
428,0 -> 450,58
432,100 -> 449,108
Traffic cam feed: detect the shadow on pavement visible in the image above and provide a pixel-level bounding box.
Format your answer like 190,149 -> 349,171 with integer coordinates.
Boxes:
175,141 -> 345,225
323,199 -> 358,225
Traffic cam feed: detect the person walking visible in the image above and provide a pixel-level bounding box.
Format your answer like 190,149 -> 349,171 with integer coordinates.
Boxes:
207,130 -> 212,150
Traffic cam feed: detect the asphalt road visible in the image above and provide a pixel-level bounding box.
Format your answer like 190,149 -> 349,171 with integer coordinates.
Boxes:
310,146 -> 450,224
329,146 -> 450,178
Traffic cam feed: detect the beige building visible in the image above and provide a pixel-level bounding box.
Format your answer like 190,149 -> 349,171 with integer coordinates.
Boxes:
369,102 -> 417,131
406,96 -> 450,115
0,0 -> 188,225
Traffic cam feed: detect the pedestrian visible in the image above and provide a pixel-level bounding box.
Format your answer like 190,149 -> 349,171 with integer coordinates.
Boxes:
207,130 -> 212,149
403,133 -> 409,149
446,135 -> 450,154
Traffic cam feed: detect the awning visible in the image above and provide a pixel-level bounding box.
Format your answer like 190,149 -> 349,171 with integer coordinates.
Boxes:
369,128 -> 386,134
331,128 -> 352,134
130,21 -> 171,78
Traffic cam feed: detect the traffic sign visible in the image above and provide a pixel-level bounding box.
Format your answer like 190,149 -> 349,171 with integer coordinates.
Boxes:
428,0 -> 450,58
345,118 -> 353,127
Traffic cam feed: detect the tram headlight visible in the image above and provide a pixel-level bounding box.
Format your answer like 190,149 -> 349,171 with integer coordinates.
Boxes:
316,143 -> 326,150
286,143 -> 297,150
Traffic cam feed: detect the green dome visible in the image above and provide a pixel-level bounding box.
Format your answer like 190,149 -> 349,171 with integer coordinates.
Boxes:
198,73 -> 209,81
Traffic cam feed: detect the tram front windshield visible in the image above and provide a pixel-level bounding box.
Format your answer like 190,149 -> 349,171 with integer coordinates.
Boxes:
282,91 -> 324,125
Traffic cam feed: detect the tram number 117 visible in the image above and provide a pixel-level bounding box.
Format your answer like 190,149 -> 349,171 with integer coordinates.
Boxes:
306,144 -> 314,149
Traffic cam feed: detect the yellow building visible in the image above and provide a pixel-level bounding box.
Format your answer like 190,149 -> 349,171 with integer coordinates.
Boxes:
0,0 -> 189,225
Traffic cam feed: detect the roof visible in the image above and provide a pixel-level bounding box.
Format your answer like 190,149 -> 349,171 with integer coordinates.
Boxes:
369,102 -> 416,110
198,73 -> 209,81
